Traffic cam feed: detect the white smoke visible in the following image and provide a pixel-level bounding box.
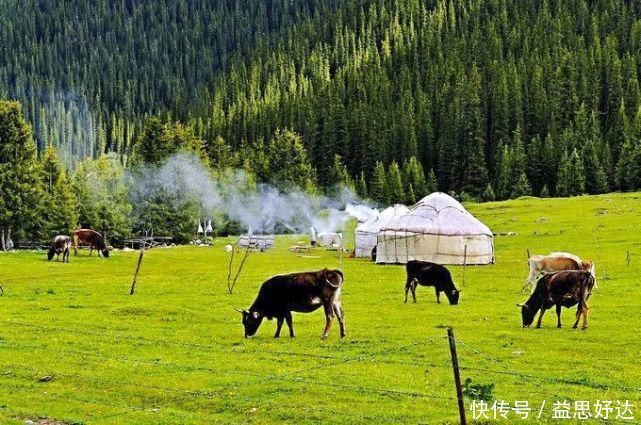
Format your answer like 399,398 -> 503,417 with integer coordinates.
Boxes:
128,152 -> 376,234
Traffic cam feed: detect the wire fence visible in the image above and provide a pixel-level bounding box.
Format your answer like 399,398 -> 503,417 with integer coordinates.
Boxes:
0,320 -> 458,422
0,319 -> 638,423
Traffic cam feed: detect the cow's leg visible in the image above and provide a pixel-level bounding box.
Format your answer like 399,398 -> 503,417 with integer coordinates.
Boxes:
572,305 -> 582,329
274,316 -> 284,338
404,276 -> 414,303
411,281 -> 418,303
581,305 -> 589,330
333,303 -> 346,338
435,287 -> 441,304
556,304 -> 563,328
321,304 -> 335,339
285,311 -> 294,338
536,307 -> 547,328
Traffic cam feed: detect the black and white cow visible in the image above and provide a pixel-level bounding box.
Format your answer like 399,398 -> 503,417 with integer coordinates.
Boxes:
47,235 -> 72,263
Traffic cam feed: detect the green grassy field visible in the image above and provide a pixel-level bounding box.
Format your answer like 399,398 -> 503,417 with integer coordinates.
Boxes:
1,193 -> 640,424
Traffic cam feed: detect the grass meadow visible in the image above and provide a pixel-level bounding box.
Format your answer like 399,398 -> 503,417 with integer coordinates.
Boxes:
1,193 -> 641,424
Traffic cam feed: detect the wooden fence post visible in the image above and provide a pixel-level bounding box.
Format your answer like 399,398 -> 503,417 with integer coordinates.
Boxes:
462,245 -> 467,286
447,328 -> 467,425
129,247 -> 145,295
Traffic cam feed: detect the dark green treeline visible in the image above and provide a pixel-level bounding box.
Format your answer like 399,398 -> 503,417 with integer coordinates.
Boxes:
204,0 -> 641,200
3,0 -> 641,201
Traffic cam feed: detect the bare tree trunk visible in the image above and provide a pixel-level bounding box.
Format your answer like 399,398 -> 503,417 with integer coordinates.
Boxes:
0,227 -> 5,251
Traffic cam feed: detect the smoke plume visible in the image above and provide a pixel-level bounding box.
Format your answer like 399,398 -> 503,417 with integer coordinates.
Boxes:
128,152 -> 376,234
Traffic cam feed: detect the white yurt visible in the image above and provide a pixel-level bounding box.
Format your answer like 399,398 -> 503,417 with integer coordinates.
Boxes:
354,204 -> 409,258
376,193 -> 494,265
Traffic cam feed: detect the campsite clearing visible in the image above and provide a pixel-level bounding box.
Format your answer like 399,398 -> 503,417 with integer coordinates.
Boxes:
1,193 -> 641,424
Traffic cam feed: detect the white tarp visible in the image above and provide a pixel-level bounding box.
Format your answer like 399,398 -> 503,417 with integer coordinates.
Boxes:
376,193 -> 494,265
355,204 -> 409,258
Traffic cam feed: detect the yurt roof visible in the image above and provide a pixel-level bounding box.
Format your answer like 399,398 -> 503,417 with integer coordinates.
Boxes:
380,193 -> 492,236
356,204 -> 409,234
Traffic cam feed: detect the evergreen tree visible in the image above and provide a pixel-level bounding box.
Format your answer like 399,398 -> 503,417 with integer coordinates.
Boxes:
72,154 -> 131,240
208,135 -> 235,172
328,154 -> 354,191
356,171 -> 368,199
557,149 -> 586,196
582,140 -> 608,194
615,138 -> 641,191
0,101 -> 43,249
386,161 -> 405,204
133,117 -> 205,165
402,157 -> 427,202
540,185 -> 550,198
267,129 -> 315,192
370,162 -> 388,205
511,173 -> 532,199
426,168 -> 438,194
40,145 -> 78,237
496,144 -> 512,200
481,184 -> 496,202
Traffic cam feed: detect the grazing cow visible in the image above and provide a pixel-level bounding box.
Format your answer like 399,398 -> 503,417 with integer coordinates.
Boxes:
523,254 -> 595,293
404,260 -> 460,305
237,269 -> 345,339
518,270 -> 595,329
47,235 -> 71,263
73,229 -> 110,257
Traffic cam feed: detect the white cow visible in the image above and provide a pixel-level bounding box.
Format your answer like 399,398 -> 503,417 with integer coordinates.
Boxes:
523,252 -> 596,293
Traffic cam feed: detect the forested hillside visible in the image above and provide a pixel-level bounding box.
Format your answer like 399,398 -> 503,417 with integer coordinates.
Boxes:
204,0 -> 641,199
3,0 -> 641,201
0,0 -> 341,164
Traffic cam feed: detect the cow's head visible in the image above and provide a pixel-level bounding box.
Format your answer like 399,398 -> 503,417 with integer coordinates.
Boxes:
47,246 -> 55,261
236,308 -> 263,338
101,249 -> 110,258
518,303 -> 535,328
445,288 -> 460,305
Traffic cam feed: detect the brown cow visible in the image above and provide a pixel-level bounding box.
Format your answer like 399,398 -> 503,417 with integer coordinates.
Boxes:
518,270 -> 595,330
73,229 -> 110,257
237,269 -> 345,339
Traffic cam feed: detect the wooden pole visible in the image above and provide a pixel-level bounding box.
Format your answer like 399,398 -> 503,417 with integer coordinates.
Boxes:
447,328 -> 467,425
462,245 -> 467,287
129,247 -> 145,295
230,243 -> 252,294
227,239 -> 239,293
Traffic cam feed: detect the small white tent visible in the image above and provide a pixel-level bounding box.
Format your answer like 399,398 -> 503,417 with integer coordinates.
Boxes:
355,204 -> 409,258
376,193 -> 494,265
317,232 -> 343,248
